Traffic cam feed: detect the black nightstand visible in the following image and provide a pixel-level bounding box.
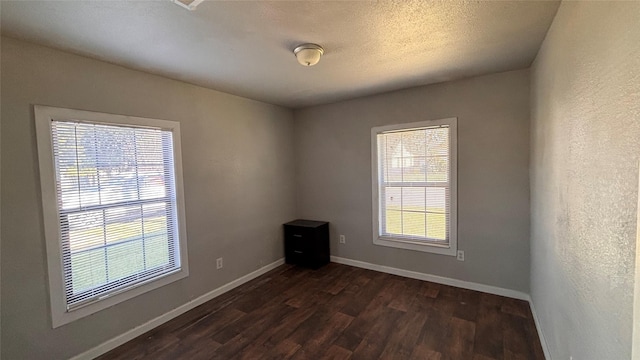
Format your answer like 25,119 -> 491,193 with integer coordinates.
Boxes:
283,219 -> 330,269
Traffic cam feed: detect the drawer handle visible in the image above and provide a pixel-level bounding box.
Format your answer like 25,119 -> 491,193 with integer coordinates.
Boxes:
293,234 -> 302,238
294,250 -> 303,254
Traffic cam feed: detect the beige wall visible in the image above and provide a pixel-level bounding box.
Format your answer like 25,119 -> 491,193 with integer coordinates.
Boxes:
0,37 -> 296,360
530,2 -> 640,359
294,69 -> 531,292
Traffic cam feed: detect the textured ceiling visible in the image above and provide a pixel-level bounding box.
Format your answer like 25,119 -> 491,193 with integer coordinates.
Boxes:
1,0 -> 559,108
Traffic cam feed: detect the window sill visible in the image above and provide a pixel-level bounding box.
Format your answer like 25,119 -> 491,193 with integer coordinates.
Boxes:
374,236 -> 457,256
51,267 -> 188,328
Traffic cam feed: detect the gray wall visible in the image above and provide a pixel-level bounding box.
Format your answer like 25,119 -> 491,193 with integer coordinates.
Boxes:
530,2 -> 640,359
0,37 -> 296,360
0,26 -> 3,360
294,69 -> 531,292
0,27 -> 3,360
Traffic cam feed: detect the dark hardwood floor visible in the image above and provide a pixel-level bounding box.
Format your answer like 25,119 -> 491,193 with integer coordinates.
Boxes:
98,263 -> 544,360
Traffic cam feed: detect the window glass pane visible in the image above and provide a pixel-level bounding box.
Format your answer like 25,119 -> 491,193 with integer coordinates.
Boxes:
107,239 -> 145,281
385,209 -> 402,235
383,132 -> 403,182
145,232 -> 170,269
402,130 -> 426,156
427,213 -> 447,240
425,187 -> 447,213
53,122 -> 82,210
401,131 -> 426,182
426,187 -> 447,240
138,166 -> 166,200
386,158 -> 403,182
377,134 -> 387,182
67,210 -> 105,251
74,124 -> 101,208
402,187 -> 425,212
426,128 -> 449,157
70,248 -> 107,293
402,156 -> 426,182
104,205 -> 143,244
402,211 -> 426,237
385,186 -> 402,210
142,203 -> 170,269
135,131 -> 165,165
427,156 -> 448,182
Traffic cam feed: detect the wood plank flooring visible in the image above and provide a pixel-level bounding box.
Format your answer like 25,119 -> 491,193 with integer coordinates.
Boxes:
98,263 -> 544,360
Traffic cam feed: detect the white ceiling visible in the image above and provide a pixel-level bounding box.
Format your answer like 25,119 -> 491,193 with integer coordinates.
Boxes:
1,0 -> 560,108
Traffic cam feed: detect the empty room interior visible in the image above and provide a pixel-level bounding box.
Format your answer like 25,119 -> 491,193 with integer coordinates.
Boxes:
1,1 -> 640,359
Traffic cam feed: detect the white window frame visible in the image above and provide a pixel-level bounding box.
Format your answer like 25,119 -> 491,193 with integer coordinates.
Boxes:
35,105 -> 189,328
371,117 -> 458,256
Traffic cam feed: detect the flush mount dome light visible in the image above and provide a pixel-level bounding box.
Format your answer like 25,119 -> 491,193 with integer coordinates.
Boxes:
294,44 -> 324,66
172,0 -> 204,11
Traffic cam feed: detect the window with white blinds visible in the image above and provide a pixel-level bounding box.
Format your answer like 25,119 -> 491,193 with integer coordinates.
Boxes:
371,118 -> 457,256
35,106 -> 188,327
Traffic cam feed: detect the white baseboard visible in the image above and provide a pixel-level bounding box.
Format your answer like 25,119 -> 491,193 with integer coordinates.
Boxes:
527,295 -> 551,360
70,258 -> 285,360
330,256 -> 529,300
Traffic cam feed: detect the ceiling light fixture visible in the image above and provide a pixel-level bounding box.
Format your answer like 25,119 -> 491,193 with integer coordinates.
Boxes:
172,0 -> 204,11
294,44 -> 324,67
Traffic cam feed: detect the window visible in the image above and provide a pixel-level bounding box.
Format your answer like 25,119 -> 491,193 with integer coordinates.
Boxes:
371,118 -> 457,255
35,106 -> 189,327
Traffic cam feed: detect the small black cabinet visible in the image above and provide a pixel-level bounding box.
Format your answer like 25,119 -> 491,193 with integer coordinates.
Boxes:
284,219 -> 329,269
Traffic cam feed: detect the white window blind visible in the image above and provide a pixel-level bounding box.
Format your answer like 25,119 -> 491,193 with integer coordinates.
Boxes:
372,118 -> 457,255
51,120 -> 181,310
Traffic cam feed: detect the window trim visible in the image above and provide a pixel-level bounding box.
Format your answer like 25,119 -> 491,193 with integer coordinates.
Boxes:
371,117 -> 458,256
35,105 -> 189,328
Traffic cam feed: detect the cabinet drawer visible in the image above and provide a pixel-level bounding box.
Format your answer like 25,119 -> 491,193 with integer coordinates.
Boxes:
287,247 -> 306,264
285,235 -> 308,253
285,227 -> 312,241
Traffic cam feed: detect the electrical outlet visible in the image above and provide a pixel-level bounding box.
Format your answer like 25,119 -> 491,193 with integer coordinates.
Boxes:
339,235 -> 346,244
216,257 -> 223,269
456,250 -> 465,261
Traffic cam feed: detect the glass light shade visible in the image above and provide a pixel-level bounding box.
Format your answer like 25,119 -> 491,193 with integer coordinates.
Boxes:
294,44 -> 324,67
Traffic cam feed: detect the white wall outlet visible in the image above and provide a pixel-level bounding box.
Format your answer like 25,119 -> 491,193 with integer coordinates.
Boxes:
216,257 -> 223,269
456,250 -> 465,261
339,235 -> 346,244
